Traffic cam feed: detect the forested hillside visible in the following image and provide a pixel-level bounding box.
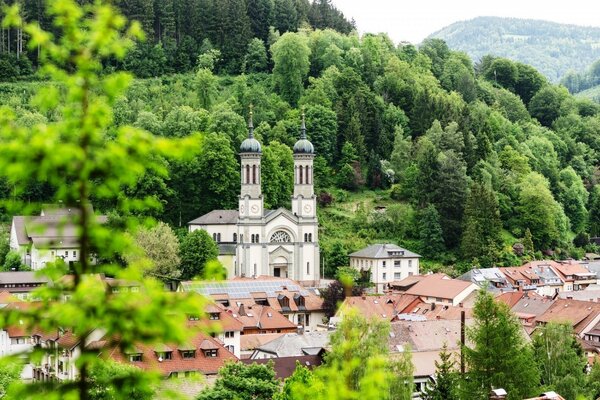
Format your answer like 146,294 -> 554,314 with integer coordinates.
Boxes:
1,5 -> 600,276
428,17 -> 600,81
0,0 -> 353,79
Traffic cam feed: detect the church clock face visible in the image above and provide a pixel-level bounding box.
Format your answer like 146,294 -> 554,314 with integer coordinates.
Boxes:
251,204 -> 259,214
303,204 -> 312,214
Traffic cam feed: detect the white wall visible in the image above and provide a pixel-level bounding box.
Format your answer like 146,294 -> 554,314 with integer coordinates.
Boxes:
351,256 -> 420,293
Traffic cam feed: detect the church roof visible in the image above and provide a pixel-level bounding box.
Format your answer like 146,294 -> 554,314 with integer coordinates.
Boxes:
188,210 -> 238,225
188,209 -> 277,225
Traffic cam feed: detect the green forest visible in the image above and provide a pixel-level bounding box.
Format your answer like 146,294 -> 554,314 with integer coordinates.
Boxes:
1,0 -> 600,279
429,16 -> 600,82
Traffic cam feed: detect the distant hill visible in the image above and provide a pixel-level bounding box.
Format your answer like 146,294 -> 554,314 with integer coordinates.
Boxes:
428,16 -> 600,82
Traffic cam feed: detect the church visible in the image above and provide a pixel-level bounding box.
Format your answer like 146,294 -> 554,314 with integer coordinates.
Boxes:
188,113 -> 320,286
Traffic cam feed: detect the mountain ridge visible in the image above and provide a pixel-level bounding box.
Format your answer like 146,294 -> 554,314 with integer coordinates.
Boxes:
428,16 -> 600,81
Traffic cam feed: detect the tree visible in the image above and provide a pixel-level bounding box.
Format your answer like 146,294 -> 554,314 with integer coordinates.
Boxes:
179,229 -> 219,280
125,222 -> 181,282
557,167 -> 588,234
196,361 -> 280,400
288,311 -> 413,400
422,343 -> 459,400
195,68 -> 218,110
245,38 -> 268,73
589,185 -> 600,237
461,182 -> 502,267
276,363 -> 315,400
417,204 -> 445,258
528,85 -> 569,127
414,137 -> 439,207
271,32 -> 311,106
532,322 -> 587,400
88,361 -> 154,400
0,1 -> 208,399
320,279 -> 363,318
262,141 -> 294,209
484,58 -> 518,91
463,291 -> 540,400
2,251 -> 23,271
0,361 -> 21,398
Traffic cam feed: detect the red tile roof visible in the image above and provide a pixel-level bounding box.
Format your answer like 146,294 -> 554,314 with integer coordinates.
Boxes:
105,331 -> 237,376
537,299 -> 600,335
404,274 -> 476,301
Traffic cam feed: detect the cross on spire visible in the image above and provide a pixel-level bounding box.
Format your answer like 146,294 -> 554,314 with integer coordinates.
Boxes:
248,104 -> 254,138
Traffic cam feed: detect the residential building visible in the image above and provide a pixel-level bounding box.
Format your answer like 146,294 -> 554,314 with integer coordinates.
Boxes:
499,261 -> 564,296
241,355 -> 323,379
551,261 -> 597,291
179,277 -> 325,331
349,243 -> 421,293
388,319 -> 474,397
188,114 -> 319,285
402,274 -> 478,306
250,331 -> 329,359
187,303 -> 243,358
0,272 -> 50,299
535,298 -> 600,337
10,205 -> 107,270
459,267 -> 509,291
228,303 -> 298,335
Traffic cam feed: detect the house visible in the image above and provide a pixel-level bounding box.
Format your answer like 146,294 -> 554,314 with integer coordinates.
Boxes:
9,205 -> 107,270
187,303 -> 244,358
388,318 -> 474,397
402,274 -> 478,306
188,114 -> 320,286
102,331 -> 237,379
459,267 -> 509,291
229,303 -> 298,335
510,295 -> 556,334
250,331 -> 330,359
348,243 -> 421,293
179,277 -> 325,331
551,261 -> 597,291
499,261 -> 564,296
535,298 -> 600,337
525,392 -> 566,400
0,302 -> 37,380
0,272 -> 50,299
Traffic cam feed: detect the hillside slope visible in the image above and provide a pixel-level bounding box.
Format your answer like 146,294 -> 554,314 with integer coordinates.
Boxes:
428,16 -> 600,81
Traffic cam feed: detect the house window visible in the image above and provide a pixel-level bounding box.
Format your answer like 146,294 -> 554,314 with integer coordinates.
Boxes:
278,295 -> 291,311
188,315 -> 199,321
217,233 -> 221,242
209,312 -> 220,320
204,349 -> 218,357
394,260 -> 401,267
307,262 -> 310,275
254,263 -> 257,276
181,350 -> 196,359
382,261 -> 386,268
185,371 -> 197,377
383,273 -> 387,280
73,250 -> 77,258
408,260 -> 412,268
129,354 -> 142,362
233,233 -> 237,242
212,233 -> 217,241
226,345 -> 235,353
394,272 -> 401,279
156,351 -> 172,360
225,331 -> 235,338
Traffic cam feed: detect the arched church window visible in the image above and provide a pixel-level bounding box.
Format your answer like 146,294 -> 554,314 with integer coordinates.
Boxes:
304,233 -> 307,242
245,164 -> 250,184
299,166 -> 303,184
217,233 -> 221,242
252,165 -> 257,184
308,233 -> 312,242
233,233 -> 237,242
270,231 -> 291,243
305,165 -> 309,185
212,233 -> 217,241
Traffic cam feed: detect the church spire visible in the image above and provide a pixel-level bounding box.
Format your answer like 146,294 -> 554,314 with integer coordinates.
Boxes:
240,105 -> 261,153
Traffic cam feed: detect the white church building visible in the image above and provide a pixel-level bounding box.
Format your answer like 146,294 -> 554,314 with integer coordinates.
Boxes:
188,113 -> 320,286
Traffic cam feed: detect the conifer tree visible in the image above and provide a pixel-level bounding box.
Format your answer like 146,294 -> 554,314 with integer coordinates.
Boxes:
423,343 -> 459,400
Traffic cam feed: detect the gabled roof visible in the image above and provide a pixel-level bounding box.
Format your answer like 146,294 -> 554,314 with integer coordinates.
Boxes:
233,304 -> 297,331
0,272 -> 50,285
254,331 -> 330,357
241,355 -> 323,379
349,243 -> 421,259
388,319 -> 475,353
404,274 -> 476,301
11,208 -> 107,248
188,210 -> 238,225
104,331 -> 237,376
537,298 -> 600,334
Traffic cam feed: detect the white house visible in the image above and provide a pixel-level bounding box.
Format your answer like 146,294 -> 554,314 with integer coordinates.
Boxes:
10,206 -> 107,271
349,244 -> 421,293
188,113 -> 320,286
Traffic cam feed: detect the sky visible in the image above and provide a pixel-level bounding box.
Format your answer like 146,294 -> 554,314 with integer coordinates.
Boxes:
331,0 -> 600,44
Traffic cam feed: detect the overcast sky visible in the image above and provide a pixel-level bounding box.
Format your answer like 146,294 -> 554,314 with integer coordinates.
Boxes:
331,0 -> 600,44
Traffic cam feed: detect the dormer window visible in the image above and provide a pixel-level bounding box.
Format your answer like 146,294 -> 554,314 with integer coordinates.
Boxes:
209,312 -> 220,320
188,315 -> 200,321
128,353 -> 142,362
181,350 -> 196,359
156,351 -> 172,361
204,349 -> 218,357
278,294 -> 290,311
294,293 -> 306,310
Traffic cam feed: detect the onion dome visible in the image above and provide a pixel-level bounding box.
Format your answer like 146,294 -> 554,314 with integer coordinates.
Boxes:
293,113 -> 314,154
240,110 -> 261,153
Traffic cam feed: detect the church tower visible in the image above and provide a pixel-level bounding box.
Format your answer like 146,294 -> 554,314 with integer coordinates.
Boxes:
292,113 -> 316,219
239,110 -> 263,220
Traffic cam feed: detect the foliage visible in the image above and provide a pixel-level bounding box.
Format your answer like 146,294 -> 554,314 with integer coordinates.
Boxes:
0,2 -> 209,400
2,251 -> 22,271
320,280 -> 364,318
532,322 -> 587,400
88,361 -> 154,400
463,291 -> 540,399
179,229 -> 219,280
272,32 -> 311,106
0,361 -> 21,398
196,361 -> 279,400
124,222 -> 181,282
422,343 -> 459,400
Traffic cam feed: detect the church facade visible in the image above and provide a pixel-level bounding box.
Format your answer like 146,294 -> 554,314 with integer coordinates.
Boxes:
188,114 -> 320,286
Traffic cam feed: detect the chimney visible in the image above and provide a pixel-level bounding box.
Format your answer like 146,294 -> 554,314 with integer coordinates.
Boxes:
238,304 -> 246,317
